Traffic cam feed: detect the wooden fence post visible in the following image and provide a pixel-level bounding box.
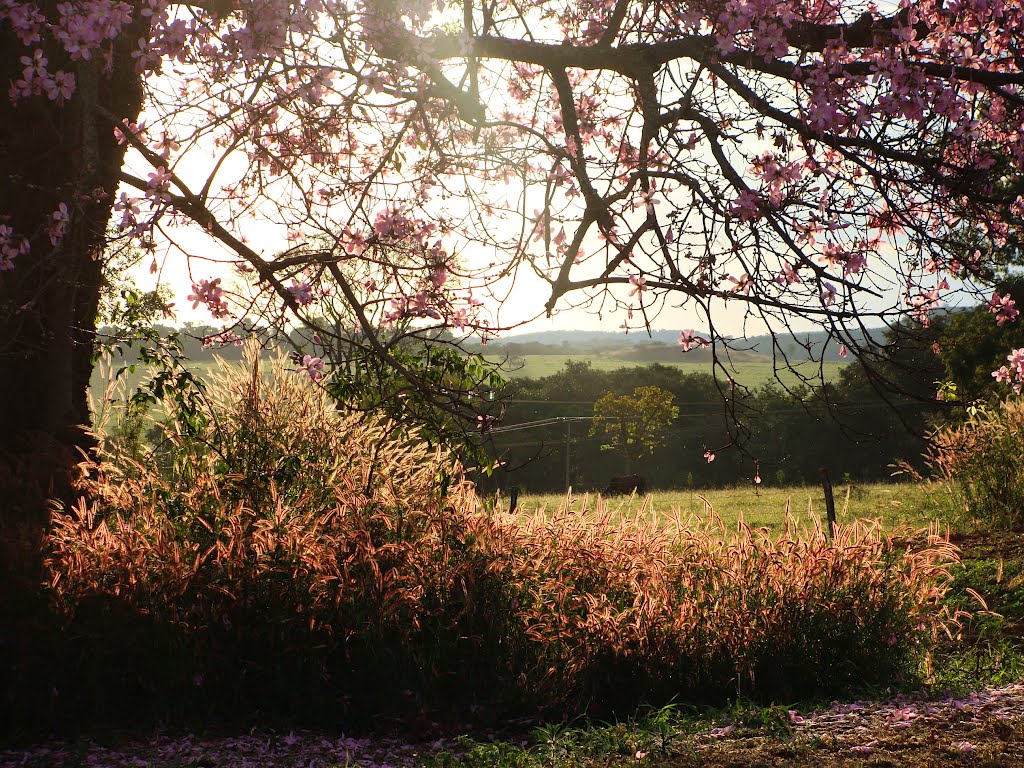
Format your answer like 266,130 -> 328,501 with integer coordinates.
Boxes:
820,468 -> 837,541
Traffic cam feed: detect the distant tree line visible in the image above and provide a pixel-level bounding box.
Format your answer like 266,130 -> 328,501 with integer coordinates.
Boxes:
478,361 -> 939,494
481,281 -> 1024,494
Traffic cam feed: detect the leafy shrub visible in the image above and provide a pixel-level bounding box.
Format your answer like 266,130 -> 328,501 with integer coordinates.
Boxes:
924,399 -> 1024,529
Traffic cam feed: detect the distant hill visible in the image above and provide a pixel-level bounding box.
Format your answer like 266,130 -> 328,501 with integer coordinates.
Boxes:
489,326 -> 884,362
97,323 -> 884,368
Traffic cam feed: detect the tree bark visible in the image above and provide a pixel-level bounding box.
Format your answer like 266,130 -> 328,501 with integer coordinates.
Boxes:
0,26 -> 145,616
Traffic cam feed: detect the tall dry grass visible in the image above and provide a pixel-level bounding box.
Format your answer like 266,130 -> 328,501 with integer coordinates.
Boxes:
922,398 -> 1024,529
42,344 -> 511,726
12,345 -> 963,734
491,502 -> 959,712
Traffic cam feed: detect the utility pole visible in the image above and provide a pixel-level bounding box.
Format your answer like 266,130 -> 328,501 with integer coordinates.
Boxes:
565,418 -> 571,491
481,416 -> 595,494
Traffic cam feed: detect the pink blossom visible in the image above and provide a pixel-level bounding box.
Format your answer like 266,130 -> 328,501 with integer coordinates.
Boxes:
820,282 -> 837,306
703,449 -> 715,463
43,70 -> 75,102
382,297 -> 408,327
429,264 -> 448,289
988,292 -> 1019,326
774,262 -> 800,287
201,329 -> 243,348
113,192 -> 141,230
679,329 -> 710,352
146,166 -> 173,201
850,741 -> 877,754
152,131 -> 180,158
113,119 -> 146,145
993,365 -> 1012,384
3,2 -> 45,45
0,222 -> 30,271
844,251 -> 867,276
628,274 -> 647,297
729,189 -> 763,221
344,227 -> 367,255
728,273 -> 753,294
48,202 -> 70,246
187,278 -> 230,318
287,279 -> 315,306
634,183 -> 660,214
993,348 -> 1024,394
300,354 -> 325,381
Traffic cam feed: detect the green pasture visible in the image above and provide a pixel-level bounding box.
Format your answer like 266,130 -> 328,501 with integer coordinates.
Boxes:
90,350 -> 844,400
490,354 -> 845,386
509,482 -> 946,536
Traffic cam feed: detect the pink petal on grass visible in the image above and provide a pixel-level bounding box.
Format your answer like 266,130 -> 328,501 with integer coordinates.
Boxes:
850,741 -> 878,754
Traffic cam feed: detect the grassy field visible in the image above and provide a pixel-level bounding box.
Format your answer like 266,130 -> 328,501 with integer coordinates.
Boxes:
90,350 -> 842,401
509,482 -> 947,535
490,354 -> 844,386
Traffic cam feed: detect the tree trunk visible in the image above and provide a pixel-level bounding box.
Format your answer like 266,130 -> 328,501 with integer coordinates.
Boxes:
0,26 -> 145,621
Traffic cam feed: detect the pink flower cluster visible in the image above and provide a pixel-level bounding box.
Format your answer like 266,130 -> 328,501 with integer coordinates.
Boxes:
907,281 -> 949,325
1,0 -> 45,45
53,0 -> 133,61
729,189 -> 763,221
113,192 -> 141,231
374,208 -> 432,241
8,48 -> 76,103
300,354 -> 325,381
820,243 -> 867,277
287,279 -> 315,306
0,221 -> 30,271
678,329 -> 710,352
383,291 -> 443,326
992,348 -> 1024,394
774,261 -> 800,287
187,278 -> 230,319
2,0 -> 135,102
201,329 -> 244,349
988,291 -> 1019,326
47,202 -> 70,246
750,152 -> 802,207
716,0 -> 795,60
146,167 -> 173,202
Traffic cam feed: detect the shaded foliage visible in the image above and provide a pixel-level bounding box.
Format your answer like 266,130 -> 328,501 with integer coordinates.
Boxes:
485,358 -> 947,494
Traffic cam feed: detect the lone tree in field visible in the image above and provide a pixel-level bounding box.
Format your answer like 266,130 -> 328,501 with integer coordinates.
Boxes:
5,0 -> 1024,561
591,385 -> 678,473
